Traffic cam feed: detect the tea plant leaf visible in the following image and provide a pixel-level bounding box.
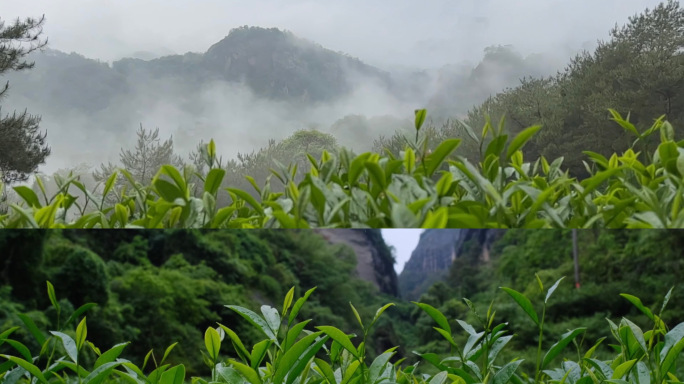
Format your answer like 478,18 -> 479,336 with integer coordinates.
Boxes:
13,186 -> 41,208
261,305 -> 281,335
16,313 -> 46,346
316,326 -> 359,358
0,327 -> 19,348
76,317 -> 87,351
284,334 -> 330,384
51,331 -> 78,363
542,328 -> 586,369
204,168 -> 226,195
611,359 -> 637,380
159,364 -> 185,384
422,207 -> 448,228
369,348 -> 396,384
218,324 -> 250,364
340,360 -> 361,384
226,305 -> 277,342
228,360 -> 261,384
94,342 -> 129,368
660,323 -> 684,375
205,327 -> 221,362
365,161 -> 387,191
635,361 -> 650,384
2,339 -> 32,361
583,337 -> 606,360
429,371 -> 448,384
660,286 -> 674,316
250,339 -> 272,370
282,287 -> 295,319
65,303 -> 97,329
545,277 -> 565,303
289,287 -> 316,325
493,360 -> 523,384
284,320 -> 312,351
488,335 -> 514,364
433,327 -> 457,349
413,302 -> 451,334
622,318 -> 647,354
227,188 -> 264,215
415,109 -> 427,131
46,281 -> 59,311
154,179 -> 185,202
456,320 -> 477,336
216,365 -> 243,384
369,303 -> 395,331
425,139 -> 461,177
314,358 -> 336,384
161,342 -> 179,365
349,303 -> 364,332
0,355 -> 48,384
620,294 -> 655,322
507,125 -> 542,160
500,287 -> 539,326
274,332 -> 323,383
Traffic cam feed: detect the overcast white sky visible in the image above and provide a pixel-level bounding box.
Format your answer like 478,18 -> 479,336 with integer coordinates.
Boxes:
1,0 -> 665,69
382,229 -> 422,274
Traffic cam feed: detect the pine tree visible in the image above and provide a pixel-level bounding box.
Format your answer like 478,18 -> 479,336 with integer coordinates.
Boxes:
0,15 -> 50,185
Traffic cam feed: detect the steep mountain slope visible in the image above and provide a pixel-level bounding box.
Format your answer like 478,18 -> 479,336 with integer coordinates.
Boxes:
316,229 -> 398,296
398,229 -> 502,300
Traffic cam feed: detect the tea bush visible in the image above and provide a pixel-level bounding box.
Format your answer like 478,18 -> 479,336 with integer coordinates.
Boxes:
1,279 -> 682,384
2,109 -> 684,228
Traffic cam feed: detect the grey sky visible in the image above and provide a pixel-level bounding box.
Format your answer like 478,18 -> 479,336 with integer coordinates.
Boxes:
381,229 -> 422,274
1,0 -> 665,69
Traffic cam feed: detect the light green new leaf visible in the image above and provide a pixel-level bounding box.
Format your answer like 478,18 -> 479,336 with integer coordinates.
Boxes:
250,339 -> 272,370
500,287 -> 539,326
316,326 -> 359,358
273,331 -> 324,384
611,359 -> 637,380
94,342 -> 129,368
542,328 -> 586,369
229,360 -> 262,384
545,277 -> 565,303
288,287 -> 316,325
204,168 -> 226,195
76,317 -> 87,351
412,302 -> 451,334
415,109 -> 427,131
506,125 -> 542,159
46,281 -> 59,311
13,186 -> 41,208
425,139 -> 461,177
205,327 -> 221,362
159,364 -> 186,384
261,305 -> 281,335
227,188 -> 264,215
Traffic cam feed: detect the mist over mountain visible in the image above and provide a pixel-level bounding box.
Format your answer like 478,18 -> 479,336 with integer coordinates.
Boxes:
2,25 -> 568,177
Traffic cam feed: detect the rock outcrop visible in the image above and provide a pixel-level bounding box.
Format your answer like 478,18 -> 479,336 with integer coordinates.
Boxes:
398,229 -> 504,300
315,229 -> 398,296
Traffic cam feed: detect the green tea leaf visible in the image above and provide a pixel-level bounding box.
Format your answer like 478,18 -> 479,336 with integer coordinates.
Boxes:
425,139 -> 461,177
94,342 -> 129,369
500,287 -> 539,326
0,355 -> 48,384
75,317 -> 87,351
507,125 -> 542,159
205,327 -> 221,362
542,328 -> 586,369
289,287 -> 316,325
545,277 -> 565,303
13,186 -> 41,208
273,331 -> 324,384
227,188 -> 264,215
16,313 -> 46,346
493,360 -> 523,384
611,359 -> 637,380
159,364 -> 185,384
250,339 -> 272,370
415,109 -> 427,131
316,326 -> 359,358
51,331 -> 78,363
226,305 -> 277,343
412,302 -> 451,334
204,168 -> 226,195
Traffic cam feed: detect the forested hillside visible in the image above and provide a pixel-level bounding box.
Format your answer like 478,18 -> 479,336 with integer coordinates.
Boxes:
0,229 -> 400,375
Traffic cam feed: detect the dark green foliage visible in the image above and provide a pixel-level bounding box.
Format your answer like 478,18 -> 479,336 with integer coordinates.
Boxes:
0,15 -> 50,185
0,231 -> 47,303
51,247 -> 109,307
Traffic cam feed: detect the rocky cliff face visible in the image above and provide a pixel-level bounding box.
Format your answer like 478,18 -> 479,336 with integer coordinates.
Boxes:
398,229 -> 503,300
315,229 -> 398,296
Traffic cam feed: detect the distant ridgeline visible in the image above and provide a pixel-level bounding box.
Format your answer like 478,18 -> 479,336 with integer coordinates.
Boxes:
398,229 -> 503,300
4,26 -> 395,115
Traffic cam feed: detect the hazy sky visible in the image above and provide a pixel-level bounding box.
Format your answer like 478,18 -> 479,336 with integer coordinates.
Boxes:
1,0 -> 665,69
381,229 -> 422,274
